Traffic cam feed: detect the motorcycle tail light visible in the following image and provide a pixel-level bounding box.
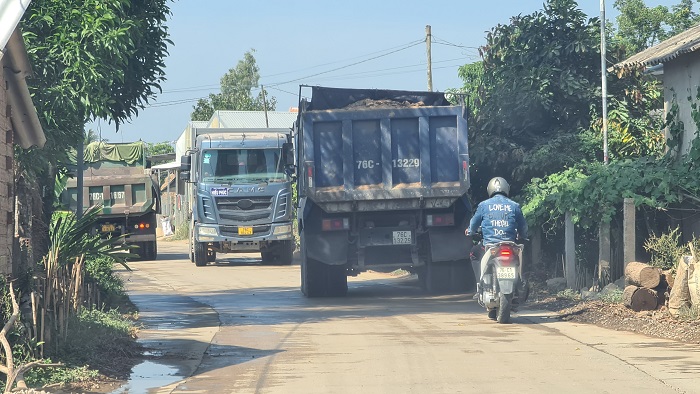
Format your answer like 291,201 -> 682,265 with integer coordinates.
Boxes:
499,249 -> 512,257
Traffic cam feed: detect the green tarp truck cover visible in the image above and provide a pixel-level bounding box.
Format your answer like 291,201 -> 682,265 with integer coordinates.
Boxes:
84,141 -> 144,164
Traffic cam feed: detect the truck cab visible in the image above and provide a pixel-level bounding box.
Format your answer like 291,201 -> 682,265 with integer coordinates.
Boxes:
181,128 -> 295,266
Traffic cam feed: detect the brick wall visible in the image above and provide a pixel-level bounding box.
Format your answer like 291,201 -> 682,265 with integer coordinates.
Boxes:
0,66 -> 13,275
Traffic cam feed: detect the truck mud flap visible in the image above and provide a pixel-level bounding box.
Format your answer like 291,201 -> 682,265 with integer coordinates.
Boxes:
428,228 -> 469,262
305,232 -> 348,266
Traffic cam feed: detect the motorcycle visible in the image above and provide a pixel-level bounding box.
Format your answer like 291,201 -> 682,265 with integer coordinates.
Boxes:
473,240 -> 529,324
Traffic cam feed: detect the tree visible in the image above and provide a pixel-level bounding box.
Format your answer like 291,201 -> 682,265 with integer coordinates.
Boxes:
614,0 -> 700,55
471,0 -> 601,196
145,141 -> 174,157
16,0 -> 172,265
191,49 -> 277,121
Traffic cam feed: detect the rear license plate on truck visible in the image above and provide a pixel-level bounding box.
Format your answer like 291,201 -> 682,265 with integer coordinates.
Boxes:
238,227 -> 253,235
101,224 -> 115,233
392,231 -> 412,244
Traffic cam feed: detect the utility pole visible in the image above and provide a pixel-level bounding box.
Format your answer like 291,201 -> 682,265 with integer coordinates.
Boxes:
426,25 -> 433,92
601,0 -> 609,164
261,84 -> 270,128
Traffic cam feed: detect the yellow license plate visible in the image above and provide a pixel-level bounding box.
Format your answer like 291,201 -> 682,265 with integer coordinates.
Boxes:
101,224 -> 116,233
238,227 -> 253,235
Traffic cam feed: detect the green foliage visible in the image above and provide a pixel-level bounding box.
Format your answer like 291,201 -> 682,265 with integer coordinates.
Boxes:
614,0 -> 700,54
15,0 -> 172,221
191,49 -> 276,121
22,364 -> 98,389
599,289 -> 624,304
644,228 -> 700,272
145,141 -> 174,157
557,288 -> 581,301
25,309 -> 137,388
47,207 -> 134,270
84,255 -> 124,298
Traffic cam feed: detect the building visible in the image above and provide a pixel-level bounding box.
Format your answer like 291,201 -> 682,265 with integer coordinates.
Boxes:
614,24 -> 700,157
0,20 -> 46,275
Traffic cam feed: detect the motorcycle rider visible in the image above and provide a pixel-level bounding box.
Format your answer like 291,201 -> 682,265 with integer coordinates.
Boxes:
465,177 -> 528,294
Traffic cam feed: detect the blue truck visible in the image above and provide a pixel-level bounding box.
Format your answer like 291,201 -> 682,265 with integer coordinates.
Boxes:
295,86 -> 472,297
179,116 -> 296,267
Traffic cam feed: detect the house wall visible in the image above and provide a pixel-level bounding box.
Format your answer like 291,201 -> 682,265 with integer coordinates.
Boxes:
0,66 -> 14,275
663,50 -> 700,155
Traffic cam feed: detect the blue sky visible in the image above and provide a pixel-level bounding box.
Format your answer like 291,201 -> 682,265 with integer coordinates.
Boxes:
87,0 -> 681,144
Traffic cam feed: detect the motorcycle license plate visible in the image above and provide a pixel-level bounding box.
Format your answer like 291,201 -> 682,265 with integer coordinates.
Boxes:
497,266 -> 517,279
238,227 -> 253,235
392,231 -> 412,244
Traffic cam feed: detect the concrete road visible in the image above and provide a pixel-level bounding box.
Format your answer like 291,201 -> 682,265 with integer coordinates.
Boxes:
119,240 -> 700,394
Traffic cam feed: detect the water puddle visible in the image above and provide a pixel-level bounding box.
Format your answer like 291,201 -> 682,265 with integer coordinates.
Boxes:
111,360 -> 183,393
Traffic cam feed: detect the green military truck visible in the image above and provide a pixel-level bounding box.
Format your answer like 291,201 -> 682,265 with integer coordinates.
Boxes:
62,141 -> 161,260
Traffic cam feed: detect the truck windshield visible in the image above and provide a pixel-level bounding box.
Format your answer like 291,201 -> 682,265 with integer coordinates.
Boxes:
200,149 -> 286,183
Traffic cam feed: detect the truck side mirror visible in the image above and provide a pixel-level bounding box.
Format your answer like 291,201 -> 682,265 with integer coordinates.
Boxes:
180,155 -> 191,171
283,142 -> 294,166
179,155 -> 192,182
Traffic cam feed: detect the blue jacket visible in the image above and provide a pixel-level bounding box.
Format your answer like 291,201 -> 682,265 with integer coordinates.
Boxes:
468,194 -> 528,246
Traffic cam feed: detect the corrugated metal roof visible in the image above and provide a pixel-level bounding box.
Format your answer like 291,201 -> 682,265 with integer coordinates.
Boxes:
209,111 -> 297,129
614,24 -> 700,70
191,121 -> 209,128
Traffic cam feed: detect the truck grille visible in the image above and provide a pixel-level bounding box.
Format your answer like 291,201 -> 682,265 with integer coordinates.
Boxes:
216,197 -> 273,222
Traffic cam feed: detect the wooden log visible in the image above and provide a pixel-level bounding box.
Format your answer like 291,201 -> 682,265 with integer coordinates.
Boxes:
625,261 -> 661,288
623,285 -> 658,312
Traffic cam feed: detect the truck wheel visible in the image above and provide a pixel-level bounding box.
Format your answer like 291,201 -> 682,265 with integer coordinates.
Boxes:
279,241 -> 294,265
421,262 -> 451,294
189,225 -> 195,262
194,242 -> 208,267
327,264 -> 348,297
146,241 -> 158,261
448,260 -> 472,292
496,294 -> 512,324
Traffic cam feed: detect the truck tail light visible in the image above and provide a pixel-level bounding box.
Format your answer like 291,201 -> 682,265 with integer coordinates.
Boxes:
426,213 -> 454,227
133,223 -> 150,230
307,165 -> 314,188
322,218 -> 349,231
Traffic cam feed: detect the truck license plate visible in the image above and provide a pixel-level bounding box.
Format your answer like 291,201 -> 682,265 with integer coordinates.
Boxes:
238,227 -> 253,235
101,224 -> 116,233
392,231 -> 411,244
497,266 -> 517,279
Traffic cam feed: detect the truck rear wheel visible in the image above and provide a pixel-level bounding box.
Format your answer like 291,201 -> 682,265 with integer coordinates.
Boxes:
262,241 -> 294,265
146,241 -> 158,261
194,241 -> 208,267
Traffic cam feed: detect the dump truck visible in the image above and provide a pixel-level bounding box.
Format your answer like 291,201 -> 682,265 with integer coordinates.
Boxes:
62,141 -> 161,260
179,112 -> 297,266
295,86 -> 472,297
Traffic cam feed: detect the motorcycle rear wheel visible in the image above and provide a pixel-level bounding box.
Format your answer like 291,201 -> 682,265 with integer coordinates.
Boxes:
496,294 -> 512,324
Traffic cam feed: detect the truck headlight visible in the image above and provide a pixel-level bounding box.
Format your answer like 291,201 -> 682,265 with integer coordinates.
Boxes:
273,224 -> 292,235
198,226 -> 218,236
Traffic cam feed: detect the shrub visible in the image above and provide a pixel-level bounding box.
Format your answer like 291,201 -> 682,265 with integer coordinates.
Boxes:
644,228 -> 700,273
599,289 -> 624,304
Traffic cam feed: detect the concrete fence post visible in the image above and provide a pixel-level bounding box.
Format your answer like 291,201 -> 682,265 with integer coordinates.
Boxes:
565,212 -> 576,289
623,198 -> 635,272
599,220 -> 611,285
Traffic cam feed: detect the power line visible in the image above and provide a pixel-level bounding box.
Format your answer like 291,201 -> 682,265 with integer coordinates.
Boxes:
264,40 -> 424,87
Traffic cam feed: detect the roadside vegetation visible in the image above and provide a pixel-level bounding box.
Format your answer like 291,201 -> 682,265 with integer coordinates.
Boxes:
1,208 -> 139,392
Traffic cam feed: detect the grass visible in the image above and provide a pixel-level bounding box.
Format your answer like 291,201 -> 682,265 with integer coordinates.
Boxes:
556,288 -> 581,301
676,305 -> 700,321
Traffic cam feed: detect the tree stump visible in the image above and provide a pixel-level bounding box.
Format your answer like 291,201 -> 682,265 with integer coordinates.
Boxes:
625,262 -> 661,288
623,285 -> 658,312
